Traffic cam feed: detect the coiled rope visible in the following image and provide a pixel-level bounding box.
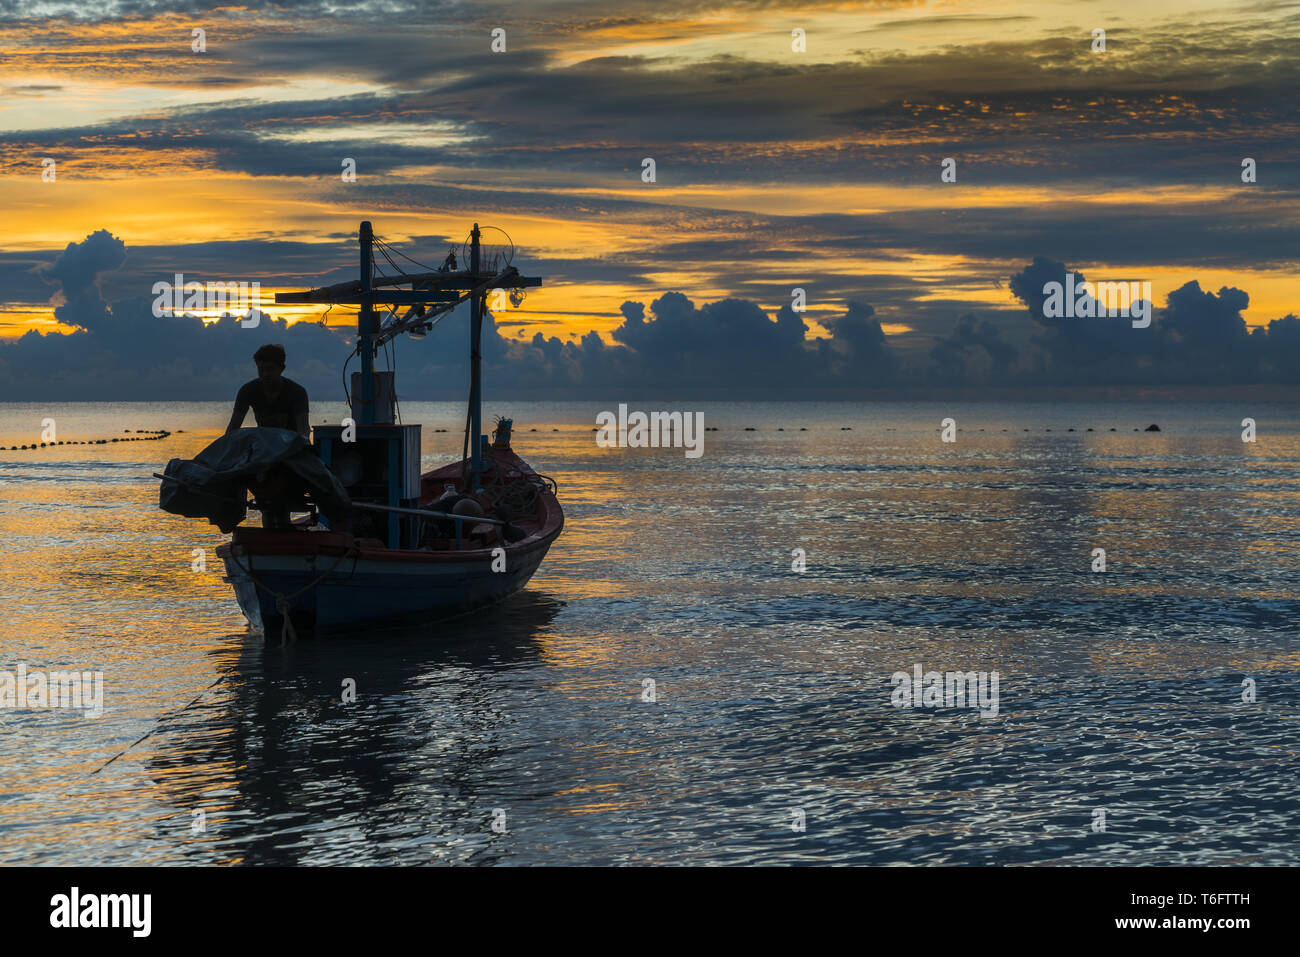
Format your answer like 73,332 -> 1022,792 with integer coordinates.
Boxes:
475,458 -> 558,517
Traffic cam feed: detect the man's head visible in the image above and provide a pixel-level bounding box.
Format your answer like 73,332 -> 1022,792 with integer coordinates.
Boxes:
253,344 -> 286,384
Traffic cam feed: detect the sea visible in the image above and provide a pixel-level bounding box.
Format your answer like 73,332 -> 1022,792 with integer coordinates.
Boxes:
0,400 -> 1297,865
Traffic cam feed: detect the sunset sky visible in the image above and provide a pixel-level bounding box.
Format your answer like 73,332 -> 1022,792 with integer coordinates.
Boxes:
0,0 -> 1296,398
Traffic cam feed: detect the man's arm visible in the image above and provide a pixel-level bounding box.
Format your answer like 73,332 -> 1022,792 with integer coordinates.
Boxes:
293,385 -> 310,437
226,386 -> 250,433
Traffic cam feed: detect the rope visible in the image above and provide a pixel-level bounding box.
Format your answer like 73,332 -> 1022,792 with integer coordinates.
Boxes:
341,343 -> 356,406
227,545 -> 360,643
90,674 -> 228,775
374,236 -> 438,273
474,456 -> 555,516
275,594 -> 296,643
374,240 -> 408,278
90,543 -> 360,774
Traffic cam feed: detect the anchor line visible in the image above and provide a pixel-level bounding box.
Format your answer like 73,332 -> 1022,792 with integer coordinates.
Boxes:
226,545 -> 361,643
90,674 -> 229,775
90,547 -> 359,774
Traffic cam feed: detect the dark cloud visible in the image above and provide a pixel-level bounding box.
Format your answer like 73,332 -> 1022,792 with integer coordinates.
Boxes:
0,230 -> 352,399
41,228 -> 126,333
929,313 -> 1018,385
1005,256 -> 1300,386
471,291 -> 901,395
1,4 -> 1294,323
2,229 -> 913,399
7,231 -> 1300,399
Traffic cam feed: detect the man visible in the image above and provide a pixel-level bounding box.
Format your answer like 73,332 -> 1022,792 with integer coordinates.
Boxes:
226,344 -> 310,529
226,344 -> 310,436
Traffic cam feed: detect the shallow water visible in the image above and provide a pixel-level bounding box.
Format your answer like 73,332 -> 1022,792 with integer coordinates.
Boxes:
0,400 -> 1297,864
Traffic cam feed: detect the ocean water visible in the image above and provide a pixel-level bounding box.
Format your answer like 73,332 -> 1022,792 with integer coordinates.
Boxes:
0,399 -> 1297,865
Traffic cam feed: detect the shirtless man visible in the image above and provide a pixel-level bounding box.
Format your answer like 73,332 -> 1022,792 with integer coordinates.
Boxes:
226,344 -> 310,528
226,343 -> 310,436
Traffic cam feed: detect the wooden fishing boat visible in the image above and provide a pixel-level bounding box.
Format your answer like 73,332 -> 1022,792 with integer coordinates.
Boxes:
206,221 -> 563,638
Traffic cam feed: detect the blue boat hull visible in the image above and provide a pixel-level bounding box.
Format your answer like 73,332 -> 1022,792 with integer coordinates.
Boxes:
220,538 -> 555,639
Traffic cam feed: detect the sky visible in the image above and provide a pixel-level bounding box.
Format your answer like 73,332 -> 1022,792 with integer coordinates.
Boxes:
0,0 -> 1296,399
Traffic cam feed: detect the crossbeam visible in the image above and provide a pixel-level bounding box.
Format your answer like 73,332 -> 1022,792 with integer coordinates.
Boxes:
277,290 -> 469,305
274,267 -> 540,305
373,269 -> 518,346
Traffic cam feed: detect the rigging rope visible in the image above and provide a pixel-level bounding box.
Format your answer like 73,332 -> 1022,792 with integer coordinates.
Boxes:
374,236 -> 439,273
374,240 -> 407,277
341,341 -> 359,406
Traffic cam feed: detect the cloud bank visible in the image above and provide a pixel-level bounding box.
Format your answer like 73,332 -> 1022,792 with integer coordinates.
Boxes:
2,231 -> 1299,400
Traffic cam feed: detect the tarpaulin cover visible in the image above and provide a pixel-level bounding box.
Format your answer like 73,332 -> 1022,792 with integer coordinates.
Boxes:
159,428 -> 351,533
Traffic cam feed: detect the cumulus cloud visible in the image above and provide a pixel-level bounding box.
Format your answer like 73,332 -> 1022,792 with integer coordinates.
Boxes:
42,229 -> 126,334
475,291 -> 900,394
1,229 -> 907,400
929,313 -> 1019,385
3,230 -> 1297,400
1006,256 -> 1300,386
0,230 -> 353,400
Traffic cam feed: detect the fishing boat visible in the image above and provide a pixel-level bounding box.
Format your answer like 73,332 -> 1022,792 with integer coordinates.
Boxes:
164,222 -> 563,639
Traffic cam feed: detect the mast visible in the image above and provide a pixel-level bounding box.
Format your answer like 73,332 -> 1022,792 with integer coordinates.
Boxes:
358,220 -> 376,426
469,223 -> 483,488
274,221 -> 541,471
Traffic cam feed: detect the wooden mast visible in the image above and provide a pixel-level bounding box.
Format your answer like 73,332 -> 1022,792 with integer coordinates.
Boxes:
358,220 -> 376,426
469,223 -> 483,488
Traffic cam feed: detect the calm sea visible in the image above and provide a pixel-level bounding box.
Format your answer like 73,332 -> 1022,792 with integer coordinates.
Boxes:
0,400 -> 1297,865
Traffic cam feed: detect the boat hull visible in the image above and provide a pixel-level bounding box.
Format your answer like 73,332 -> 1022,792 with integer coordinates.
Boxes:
214,443 -> 564,639
219,534 -> 556,638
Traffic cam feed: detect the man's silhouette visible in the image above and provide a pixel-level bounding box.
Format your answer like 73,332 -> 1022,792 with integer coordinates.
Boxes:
226,344 -> 310,436
226,344 -> 310,529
